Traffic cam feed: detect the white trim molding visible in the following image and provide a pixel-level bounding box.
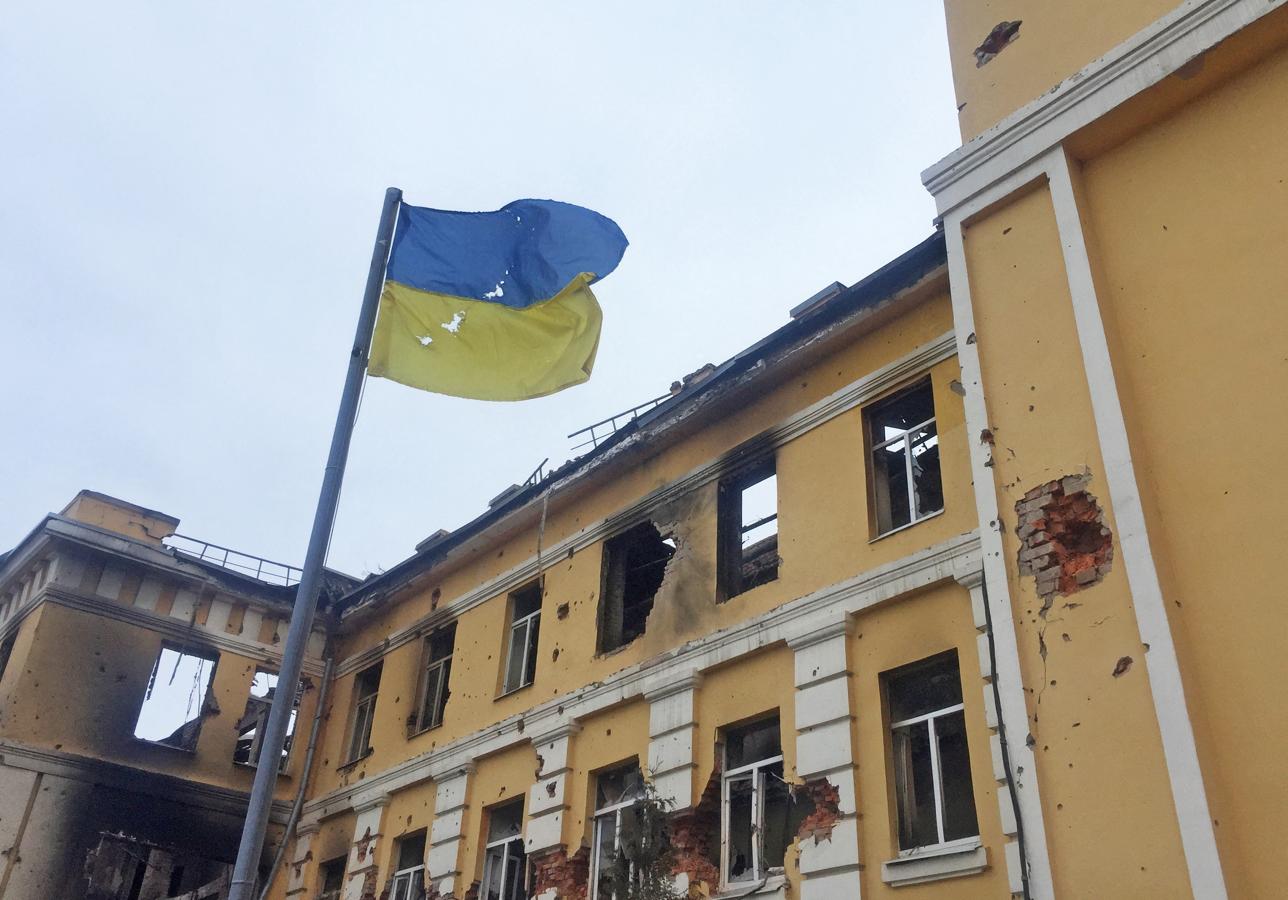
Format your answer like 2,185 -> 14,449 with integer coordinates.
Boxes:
935,139 -> 1227,897
923,0 -> 1288,215
302,533 -> 982,820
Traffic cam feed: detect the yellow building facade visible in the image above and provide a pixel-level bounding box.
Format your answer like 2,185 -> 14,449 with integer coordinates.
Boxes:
4,2 -> 1286,898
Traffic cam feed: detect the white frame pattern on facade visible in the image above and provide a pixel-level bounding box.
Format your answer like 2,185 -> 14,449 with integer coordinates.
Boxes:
390,859 -> 426,900
589,774 -> 645,900
720,744 -> 786,887
502,600 -> 540,695
416,636 -> 452,732
480,828 -> 526,900
890,699 -> 977,854
347,667 -> 380,763
869,384 -> 941,535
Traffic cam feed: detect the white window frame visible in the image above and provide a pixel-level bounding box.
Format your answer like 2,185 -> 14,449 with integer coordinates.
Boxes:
345,666 -> 380,764
869,383 -> 942,535
590,777 -> 645,900
502,604 -> 540,695
390,857 -> 425,900
480,829 -> 527,900
890,700 -> 978,854
720,748 -> 785,887
415,633 -> 453,732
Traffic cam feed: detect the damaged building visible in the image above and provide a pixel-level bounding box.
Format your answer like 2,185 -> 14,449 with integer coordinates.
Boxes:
0,492 -> 352,899
5,0 -> 1288,897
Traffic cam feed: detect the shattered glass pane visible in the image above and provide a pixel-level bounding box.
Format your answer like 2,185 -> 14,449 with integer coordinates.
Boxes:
874,438 -> 911,532
727,775 -> 754,882
761,762 -> 790,869
937,710 -> 979,842
892,721 -> 938,849
910,423 -> 943,519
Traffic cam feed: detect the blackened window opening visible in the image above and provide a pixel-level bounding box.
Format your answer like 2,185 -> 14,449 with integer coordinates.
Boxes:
599,522 -> 676,652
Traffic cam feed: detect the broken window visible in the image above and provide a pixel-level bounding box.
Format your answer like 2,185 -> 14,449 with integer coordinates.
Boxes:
598,522 -> 676,653
414,623 -> 455,732
318,856 -> 346,900
480,799 -> 527,900
591,763 -> 646,900
390,830 -> 427,900
234,669 -> 299,770
345,662 -> 382,763
502,583 -> 541,694
133,644 -> 219,751
718,459 -> 779,600
868,378 -> 943,535
721,716 -> 790,886
885,651 -> 979,851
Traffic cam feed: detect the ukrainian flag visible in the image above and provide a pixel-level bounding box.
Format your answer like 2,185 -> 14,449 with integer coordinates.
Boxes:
369,199 -> 628,401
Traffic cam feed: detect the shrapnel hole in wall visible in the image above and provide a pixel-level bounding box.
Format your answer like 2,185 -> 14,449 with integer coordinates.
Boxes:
599,521 -> 677,652
1016,474 -> 1113,600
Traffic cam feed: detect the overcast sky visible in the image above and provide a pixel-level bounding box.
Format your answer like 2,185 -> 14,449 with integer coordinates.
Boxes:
0,3 -> 961,578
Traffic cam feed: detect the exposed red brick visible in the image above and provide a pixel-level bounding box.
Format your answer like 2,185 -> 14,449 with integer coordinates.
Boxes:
531,845 -> 590,900
669,769 -> 721,891
1015,475 -> 1113,602
794,778 -> 842,842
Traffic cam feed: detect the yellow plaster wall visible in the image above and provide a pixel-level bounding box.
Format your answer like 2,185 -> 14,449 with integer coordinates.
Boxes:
562,701 -> 651,856
460,742 -> 539,889
315,290 -> 973,800
943,0 -> 1181,140
60,491 -> 178,545
1076,41 -> 1288,897
848,581 -> 1011,898
961,184 -> 1190,896
0,600 -> 307,800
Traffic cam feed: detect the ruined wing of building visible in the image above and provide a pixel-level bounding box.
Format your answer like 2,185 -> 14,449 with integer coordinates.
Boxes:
5,1 -> 1288,897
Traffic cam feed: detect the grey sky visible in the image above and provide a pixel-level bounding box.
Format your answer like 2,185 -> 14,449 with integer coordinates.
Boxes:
1,3 -> 960,578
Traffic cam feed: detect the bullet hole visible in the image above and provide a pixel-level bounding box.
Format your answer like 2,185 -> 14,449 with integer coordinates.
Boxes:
556,602 -> 570,620
1112,656 -> 1133,677
949,379 -> 966,396
975,21 -> 1021,66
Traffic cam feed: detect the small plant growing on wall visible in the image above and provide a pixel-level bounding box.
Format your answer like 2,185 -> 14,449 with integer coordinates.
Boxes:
604,783 -> 687,900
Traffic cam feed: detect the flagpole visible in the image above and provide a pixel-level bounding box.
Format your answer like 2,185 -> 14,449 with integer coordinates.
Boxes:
228,186 -> 402,900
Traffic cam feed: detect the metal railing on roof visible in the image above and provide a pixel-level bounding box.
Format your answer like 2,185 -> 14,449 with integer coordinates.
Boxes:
164,533 -> 302,587
566,392 -> 671,454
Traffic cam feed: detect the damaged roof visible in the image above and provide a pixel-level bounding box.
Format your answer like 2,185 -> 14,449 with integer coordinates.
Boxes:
335,229 -> 948,618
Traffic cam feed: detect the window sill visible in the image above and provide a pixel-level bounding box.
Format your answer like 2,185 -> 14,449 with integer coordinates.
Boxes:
714,873 -> 787,898
881,838 -> 986,887
495,682 -> 533,701
868,508 -> 945,544
337,749 -> 373,771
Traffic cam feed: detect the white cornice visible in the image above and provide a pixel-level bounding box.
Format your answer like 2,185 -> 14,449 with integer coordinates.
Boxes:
922,0 -> 1288,214
304,531 -> 980,820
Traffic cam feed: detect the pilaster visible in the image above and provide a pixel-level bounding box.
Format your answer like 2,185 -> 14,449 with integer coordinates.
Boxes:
284,822 -> 319,898
426,763 -> 474,898
787,618 -> 862,900
644,672 -> 701,809
343,795 -> 388,900
525,722 -> 581,865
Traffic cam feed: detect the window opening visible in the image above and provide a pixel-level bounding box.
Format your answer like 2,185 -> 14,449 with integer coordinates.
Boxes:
390,830 -> 427,900
415,623 -> 455,732
502,583 -> 541,694
0,634 -> 15,684
346,662 -> 382,763
885,651 -> 979,851
480,799 -> 527,900
718,459 -> 779,599
721,716 -> 789,886
591,763 -> 646,900
599,522 -> 676,652
233,669 -> 299,769
868,379 -> 943,535
133,645 -> 218,751
318,856 -> 346,900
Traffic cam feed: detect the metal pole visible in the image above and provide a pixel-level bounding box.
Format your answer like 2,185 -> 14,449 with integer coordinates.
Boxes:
228,186 -> 402,900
